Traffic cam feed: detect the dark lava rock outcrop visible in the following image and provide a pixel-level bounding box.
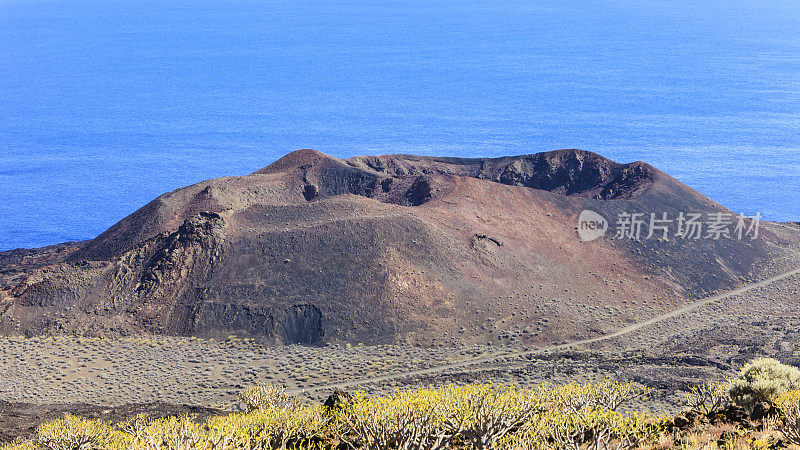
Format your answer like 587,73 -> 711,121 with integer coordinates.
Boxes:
1,149 -> 798,345
345,149 -> 656,199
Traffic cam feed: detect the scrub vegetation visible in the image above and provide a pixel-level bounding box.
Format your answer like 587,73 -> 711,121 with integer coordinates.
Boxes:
5,360 -> 800,449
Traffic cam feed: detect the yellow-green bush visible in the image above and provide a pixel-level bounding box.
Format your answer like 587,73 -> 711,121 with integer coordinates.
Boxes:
527,380 -> 661,450
332,384 -> 544,450
115,407 -> 325,449
20,366 -> 800,450
126,415 -> 207,449
0,442 -> 36,450
543,379 -> 648,412
728,358 -> 800,411
775,390 -> 800,445
529,408 -> 664,450
237,383 -> 301,412
333,389 -> 449,449
29,406 -> 328,450
36,414 -> 121,450
454,383 -> 543,449
685,379 -> 732,415
204,405 -> 328,448
16,381 -> 656,449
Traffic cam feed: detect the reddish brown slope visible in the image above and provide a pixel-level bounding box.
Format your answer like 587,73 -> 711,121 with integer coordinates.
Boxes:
0,149 -> 797,345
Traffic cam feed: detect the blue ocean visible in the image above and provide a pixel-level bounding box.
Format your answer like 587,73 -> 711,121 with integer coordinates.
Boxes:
1,0 -> 798,250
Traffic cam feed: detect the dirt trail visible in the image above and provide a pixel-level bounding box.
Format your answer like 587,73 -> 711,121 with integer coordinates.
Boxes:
288,267 -> 800,394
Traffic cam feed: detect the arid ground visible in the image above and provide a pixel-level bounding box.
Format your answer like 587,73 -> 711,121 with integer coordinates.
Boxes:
2,258 -> 797,440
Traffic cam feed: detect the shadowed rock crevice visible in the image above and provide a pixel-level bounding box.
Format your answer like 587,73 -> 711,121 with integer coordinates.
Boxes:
280,304 -> 324,345
303,184 -> 319,201
405,176 -> 433,206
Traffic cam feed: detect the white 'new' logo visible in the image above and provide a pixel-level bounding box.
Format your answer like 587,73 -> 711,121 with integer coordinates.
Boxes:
577,210 -> 608,242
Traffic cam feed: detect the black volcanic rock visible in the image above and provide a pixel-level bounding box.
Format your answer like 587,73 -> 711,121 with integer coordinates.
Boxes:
345,149 -> 657,199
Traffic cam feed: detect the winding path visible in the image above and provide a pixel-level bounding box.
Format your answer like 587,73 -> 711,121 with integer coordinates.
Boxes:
288,267 -> 800,395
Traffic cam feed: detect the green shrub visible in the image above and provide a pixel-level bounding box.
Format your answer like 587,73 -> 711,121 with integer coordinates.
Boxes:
728,358 -> 800,412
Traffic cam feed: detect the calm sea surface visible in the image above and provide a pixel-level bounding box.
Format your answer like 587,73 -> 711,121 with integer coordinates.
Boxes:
1,0 -> 798,250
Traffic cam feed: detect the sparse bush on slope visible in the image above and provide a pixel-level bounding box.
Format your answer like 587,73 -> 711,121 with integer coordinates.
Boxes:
729,358 -> 800,412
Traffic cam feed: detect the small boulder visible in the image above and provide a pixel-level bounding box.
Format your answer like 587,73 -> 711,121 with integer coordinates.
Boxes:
323,390 -> 353,413
750,401 -> 778,423
720,404 -> 749,427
